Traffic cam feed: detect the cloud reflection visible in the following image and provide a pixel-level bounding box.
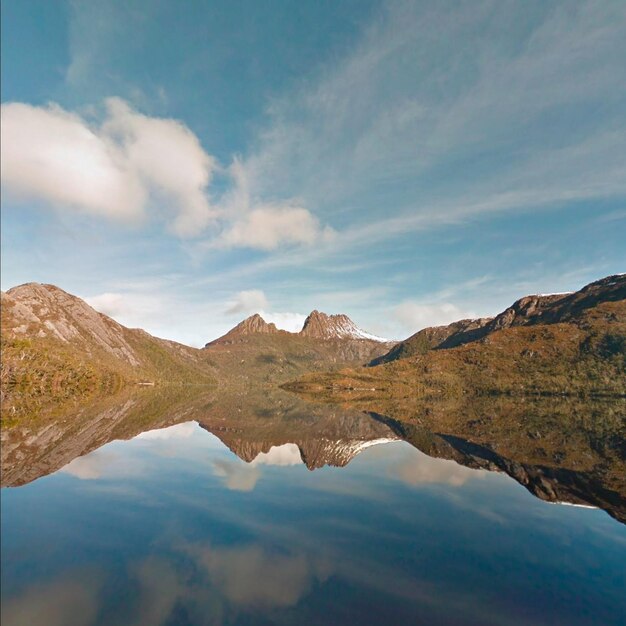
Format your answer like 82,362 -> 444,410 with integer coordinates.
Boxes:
134,421 -> 198,440
391,451 -> 486,487
128,542 -> 332,624
1,572 -> 101,626
60,448 -> 144,480
212,443 -> 303,491
193,542 -> 332,609
250,443 -> 302,467
212,458 -> 261,492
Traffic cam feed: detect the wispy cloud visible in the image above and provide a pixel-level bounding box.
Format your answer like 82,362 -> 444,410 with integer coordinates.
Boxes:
237,1 -> 626,247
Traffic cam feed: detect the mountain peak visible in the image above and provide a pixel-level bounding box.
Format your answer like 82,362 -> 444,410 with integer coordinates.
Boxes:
300,310 -> 385,341
238,313 -> 278,333
206,313 -> 279,346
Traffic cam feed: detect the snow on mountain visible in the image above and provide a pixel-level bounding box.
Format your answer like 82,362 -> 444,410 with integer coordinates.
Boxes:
299,310 -> 388,342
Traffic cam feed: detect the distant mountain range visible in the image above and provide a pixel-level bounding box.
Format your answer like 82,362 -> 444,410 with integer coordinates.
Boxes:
2,274 -> 625,420
206,309 -> 388,345
371,273 -> 626,365
0,282 -> 393,417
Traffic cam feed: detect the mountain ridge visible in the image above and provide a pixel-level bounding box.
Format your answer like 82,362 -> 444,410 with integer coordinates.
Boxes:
285,274 -> 626,399
207,309 -> 387,346
370,274 -> 626,365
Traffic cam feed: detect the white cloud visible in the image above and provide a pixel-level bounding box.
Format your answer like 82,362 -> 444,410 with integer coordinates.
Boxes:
103,98 -> 217,236
134,422 -> 198,441
218,204 -> 335,251
84,292 -> 131,318
225,289 -> 269,315
393,302 -> 477,332
251,443 -> 302,466
83,287 -> 228,347
258,311 -> 307,333
2,98 -> 336,249
213,158 -> 334,250
1,573 -> 102,626
391,452 -> 486,488
1,102 -> 145,221
1,98 -> 217,237
60,448 -> 144,480
235,1 -> 626,251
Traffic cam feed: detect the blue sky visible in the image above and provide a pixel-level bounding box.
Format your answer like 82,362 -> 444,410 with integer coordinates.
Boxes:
1,0 -> 625,345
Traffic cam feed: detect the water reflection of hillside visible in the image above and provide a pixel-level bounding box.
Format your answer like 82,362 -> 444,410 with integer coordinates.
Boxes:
1,387 -> 624,523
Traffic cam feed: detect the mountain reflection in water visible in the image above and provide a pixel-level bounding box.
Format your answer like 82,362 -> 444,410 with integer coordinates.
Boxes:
1,389 -> 625,626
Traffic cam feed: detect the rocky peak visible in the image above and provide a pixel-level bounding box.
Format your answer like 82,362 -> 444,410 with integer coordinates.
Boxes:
235,313 -> 279,335
206,313 -> 279,346
300,310 -> 384,341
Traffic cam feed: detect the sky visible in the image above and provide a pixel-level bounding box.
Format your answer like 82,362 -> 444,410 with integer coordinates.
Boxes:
1,0 -> 625,345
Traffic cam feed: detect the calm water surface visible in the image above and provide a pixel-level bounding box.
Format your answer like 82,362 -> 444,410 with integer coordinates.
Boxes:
2,419 -> 625,626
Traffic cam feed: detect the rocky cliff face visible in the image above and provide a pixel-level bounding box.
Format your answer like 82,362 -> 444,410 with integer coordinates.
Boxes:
212,434 -> 399,470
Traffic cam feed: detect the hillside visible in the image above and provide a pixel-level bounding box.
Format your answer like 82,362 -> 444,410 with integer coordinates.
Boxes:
1,283 -> 216,419
285,275 -> 626,400
372,275 -> 626,365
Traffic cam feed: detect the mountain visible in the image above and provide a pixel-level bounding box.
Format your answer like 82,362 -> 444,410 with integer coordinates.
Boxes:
205,313 -> 280,346
300,310 -> 385,341
203,310 -> 395,388
0,385 -> 216,487
369,405 -> 626,524
0,386 -> 399,486
208,309 -> 387,345
1,283 -> 216,418
195,388 -> 399,470
285,274 -> 626,399
373,274 -> 626,365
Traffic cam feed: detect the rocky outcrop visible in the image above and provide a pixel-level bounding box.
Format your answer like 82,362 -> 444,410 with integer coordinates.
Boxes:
212,434 -> 398,470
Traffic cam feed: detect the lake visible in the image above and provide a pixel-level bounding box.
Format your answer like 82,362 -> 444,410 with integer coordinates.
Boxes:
1,392 -> 625,626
